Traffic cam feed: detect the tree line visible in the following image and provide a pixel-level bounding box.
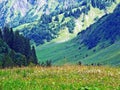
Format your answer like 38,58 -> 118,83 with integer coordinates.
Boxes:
0,26 -> 38,68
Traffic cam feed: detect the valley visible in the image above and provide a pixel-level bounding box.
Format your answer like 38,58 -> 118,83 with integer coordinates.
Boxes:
0,0 -> 120,90
36,2 -> 120,66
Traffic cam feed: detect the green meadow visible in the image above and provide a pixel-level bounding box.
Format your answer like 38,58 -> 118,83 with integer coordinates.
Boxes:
0,66 -> 120,90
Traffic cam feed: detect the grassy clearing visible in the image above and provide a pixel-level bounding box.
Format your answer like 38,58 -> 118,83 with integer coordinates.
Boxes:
0,66 -> 120,90
13,21 -> 38,31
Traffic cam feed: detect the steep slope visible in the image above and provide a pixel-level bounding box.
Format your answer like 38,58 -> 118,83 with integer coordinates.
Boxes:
36,4 -> 120,66
17,0 -> 118,45
0,0 -> 83,27
0,0 -> 118,45
77,3 -> 120,49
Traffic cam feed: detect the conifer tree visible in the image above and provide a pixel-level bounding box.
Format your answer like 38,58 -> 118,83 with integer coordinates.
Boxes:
2,53 -> 14,68
9,28 -> 14,49
31,46 -> 38,64
24,39 -> 31,65
3,26 -> 10,44
0,29 -> 3,39
13,31 -> 21,53
54,16 -> 59,21
1,26 -> 38,67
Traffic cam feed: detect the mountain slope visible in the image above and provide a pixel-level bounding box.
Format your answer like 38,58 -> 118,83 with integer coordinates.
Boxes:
36,4 -> 120,66
77,4 -> 120,49
18,1 -> 118,45
0,0 -> 118,45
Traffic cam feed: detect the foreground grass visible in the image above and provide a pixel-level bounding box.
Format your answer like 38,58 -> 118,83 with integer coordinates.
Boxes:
0,66 -> 120,90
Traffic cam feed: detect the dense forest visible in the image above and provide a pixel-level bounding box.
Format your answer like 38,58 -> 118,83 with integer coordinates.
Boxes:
0,26 -> 38,68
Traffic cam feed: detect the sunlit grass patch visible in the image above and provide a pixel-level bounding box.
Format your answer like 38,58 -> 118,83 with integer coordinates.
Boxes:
0,66 -> 120,90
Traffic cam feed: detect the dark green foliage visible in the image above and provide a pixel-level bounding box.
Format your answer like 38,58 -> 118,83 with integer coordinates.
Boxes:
82,6 -> 90,15
3,26 -> 10,45
23,13 -> 76,45
91,0 -> 116,9
14,54 -> 27,67
64,10 -> 73,18
39,60 -> 52,67
23,39 -> 31,63
78,61 -> 82,66
22,15 -> 62,45
39,62 -> 45,67
24,21 -> 57,45
9,28 -> 14,49
54,16 -> 59,21
64,12 -> 70,17
93,49 -> 96,52
66,19 -> 75,33
78,47 -> 81,50
12,31 -> 22,53
0,29 -> 3,39
41,14 -> 52,24
31,46 -> 38,64
73,8 -> 81,19
45,60 -> 52,67
64,8 -> 81,19
3,27 -> 14,49
61,17 -> 65,22
90,63 -> 102,66
97,63 -> 102,66
9,50 -> 16,63
0,39 -> 9,54
2,53 -> 14,68
0,26 -> 38,68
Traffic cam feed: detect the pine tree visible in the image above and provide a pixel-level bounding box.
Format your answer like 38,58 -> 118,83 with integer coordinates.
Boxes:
13,31 -> 21,53
1,26 -> 38,67
31,46 -> 38,64
54,16 -> 59,21
9,50 -> 16,65
21,55 -> 27,66
0,29 -> 3,39
3,26 -> 10,43
2,27 -> 14,49
73,8 -> 81,19
9,28 -> 14,49
24,39 -> 31,65
2,53 -> 14,68
29,56 -> 34,65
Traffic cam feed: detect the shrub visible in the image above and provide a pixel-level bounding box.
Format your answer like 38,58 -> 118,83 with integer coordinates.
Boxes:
78,61 -> 82,66
46,60 -> 52,67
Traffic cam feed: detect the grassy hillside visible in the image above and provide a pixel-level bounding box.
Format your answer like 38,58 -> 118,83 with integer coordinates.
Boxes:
0,66 -> 120,90
36,4 -> 120,66
36,38 -> 120,66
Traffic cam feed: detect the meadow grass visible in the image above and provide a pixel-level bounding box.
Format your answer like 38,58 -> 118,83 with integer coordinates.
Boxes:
0,66 -> 120,90
36,38 -> 120,66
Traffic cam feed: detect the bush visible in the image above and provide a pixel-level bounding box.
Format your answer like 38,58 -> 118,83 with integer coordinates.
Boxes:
78,61 -> 82,66
46,60 -> 52,67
